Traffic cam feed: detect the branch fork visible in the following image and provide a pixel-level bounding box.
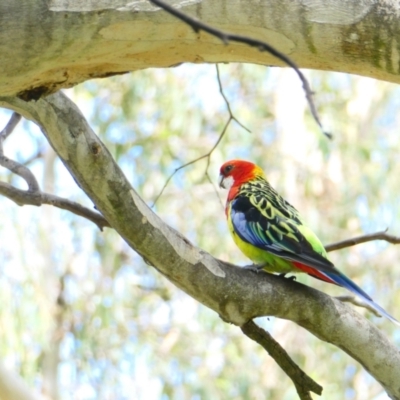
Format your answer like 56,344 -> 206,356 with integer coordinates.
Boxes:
0,113 -> 110,230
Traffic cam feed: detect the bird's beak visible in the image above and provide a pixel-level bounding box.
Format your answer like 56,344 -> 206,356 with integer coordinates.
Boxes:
218,174 -> 225,188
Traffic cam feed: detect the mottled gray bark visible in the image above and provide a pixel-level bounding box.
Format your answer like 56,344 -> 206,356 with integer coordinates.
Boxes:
2,0 -> 400,98
1,92 -> 399,399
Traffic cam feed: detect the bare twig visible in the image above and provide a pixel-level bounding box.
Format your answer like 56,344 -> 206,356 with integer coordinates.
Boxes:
152,65 -> 249,206
241,320 -> 322,400
0,112 -> 21,155
0,156 -> 40,192
205,170 -> 224,209
148,0 -> 330,139
0,181 -> 110,230
24,149 -> 44,166
1,113 -> 40,192
325,230 -> 400,252
335,295 -> 381,317
0,112 -> 109,229
215,65 -> 251,134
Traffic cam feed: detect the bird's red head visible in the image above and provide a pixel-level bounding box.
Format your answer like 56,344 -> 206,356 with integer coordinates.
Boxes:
219,160 -> 265,192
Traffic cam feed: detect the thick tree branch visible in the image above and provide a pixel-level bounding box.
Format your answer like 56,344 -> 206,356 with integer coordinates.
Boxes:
241,320 -> 322,399
1,92 -> 399,399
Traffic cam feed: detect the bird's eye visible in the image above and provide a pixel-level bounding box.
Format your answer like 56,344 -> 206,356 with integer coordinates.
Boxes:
224,164 -> 233,174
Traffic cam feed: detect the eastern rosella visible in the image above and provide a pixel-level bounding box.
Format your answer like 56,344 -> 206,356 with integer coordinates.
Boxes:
219,159 -> 399,325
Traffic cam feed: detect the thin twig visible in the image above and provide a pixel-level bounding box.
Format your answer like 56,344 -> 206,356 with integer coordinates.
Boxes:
0,156 -> 40,192
241,320 -> 322,399
148,0 -> 330,139
216,65 -> 251,133
325,230 -> 400,252
335,295 -> 381,317
0,113 -> 40,191
24,149 -> 44,166
152,66 -> 249,206
0,112 -> 22,155
0,112 -> 109,230
0,181 -> 110,230
151,118 -> 229,206
205,170 -> 224,209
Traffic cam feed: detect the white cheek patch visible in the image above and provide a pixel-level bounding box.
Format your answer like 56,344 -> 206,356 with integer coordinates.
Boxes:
222,176 -> 234,190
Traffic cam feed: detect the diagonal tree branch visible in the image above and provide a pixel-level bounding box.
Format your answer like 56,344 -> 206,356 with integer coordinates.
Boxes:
0,156 -> 40,192
1,92 -> 398,399
241,320 -> 322,399
0,112 -> 21,155
148,0 -> 331,139
1,112 -> 40,191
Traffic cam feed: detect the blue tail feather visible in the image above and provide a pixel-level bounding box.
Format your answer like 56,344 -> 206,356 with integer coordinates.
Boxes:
322,270 -> 400,326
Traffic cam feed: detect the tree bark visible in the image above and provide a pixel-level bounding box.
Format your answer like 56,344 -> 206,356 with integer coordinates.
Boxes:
1,92 -> 399,399
0,362 -> 41,400
2,0 -> 400,98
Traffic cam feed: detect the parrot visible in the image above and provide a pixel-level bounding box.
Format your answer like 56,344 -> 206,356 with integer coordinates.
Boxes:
218,159 -> 399,325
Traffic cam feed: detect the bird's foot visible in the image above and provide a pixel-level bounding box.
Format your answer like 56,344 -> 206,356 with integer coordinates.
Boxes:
279,273 -> 297,281
243,263 -> 266,273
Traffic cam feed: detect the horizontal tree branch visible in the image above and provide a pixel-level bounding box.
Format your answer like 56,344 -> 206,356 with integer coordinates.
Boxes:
4,0 -> 400,99
325,230 -> 400,252
1,92 -> 399,399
